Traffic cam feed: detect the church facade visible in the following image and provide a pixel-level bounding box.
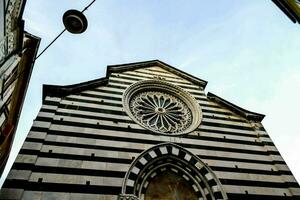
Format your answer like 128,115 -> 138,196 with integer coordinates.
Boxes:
1,60 -> 300,199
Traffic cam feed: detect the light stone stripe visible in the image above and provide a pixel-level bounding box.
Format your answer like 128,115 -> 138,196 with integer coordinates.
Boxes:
48,125 -> 276,160
89,85 -> 207,101
34,157 -> 130,172
214,171 -> 298,183
32,121 -> 51,129
204,159 -> 276,171
222,185 -> 292,196
58,95 -> 237,119
199,125 -> 256,136
42,134 -> 283,163
59,100 -> 124,112
109,75 -> 200,90
29,172 -> 123,187
67,94 -> 121,105
189,131 -> 259,142
7,169 -> 31,180
202,118 -> 252,128
121,71 -> 191,84
57,99 -> 242,123
108,80 -> 203,94
40,145 -> 138,160
82,90 -> 122,99
27,131 -> 47,140
45,96 -> 61,102
56,108 -> 131,121
147,66 -> 168,72
22,141 -> 43,151
66,93 -> 224,114
135,68 -> 186,80
97,86 -> 127,93
18,156 -> 289,182
34,143 -> 279,172
112,72 -> 191,85
263,145 -> 278,152
67,88 -> 224,111
15,154 -> 37,164
54,103 -> 251,128
41,105 -> 58,110
48,118 -> 265,152
37,111 -> 55,118
53,112 -> 254,135
53,115 -> 140,129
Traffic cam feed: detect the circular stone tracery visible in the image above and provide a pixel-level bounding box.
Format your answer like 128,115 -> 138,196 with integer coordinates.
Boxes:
123,80 -> 202,135
131,91 -> 192,133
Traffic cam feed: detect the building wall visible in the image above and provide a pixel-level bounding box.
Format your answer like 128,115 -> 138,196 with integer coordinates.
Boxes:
1,65 -> 300,199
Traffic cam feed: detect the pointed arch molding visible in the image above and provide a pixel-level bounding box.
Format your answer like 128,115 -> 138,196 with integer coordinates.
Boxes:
119,143 -> 228,200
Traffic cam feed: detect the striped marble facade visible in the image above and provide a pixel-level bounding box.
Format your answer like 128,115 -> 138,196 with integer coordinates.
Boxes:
0,60 -> 300,200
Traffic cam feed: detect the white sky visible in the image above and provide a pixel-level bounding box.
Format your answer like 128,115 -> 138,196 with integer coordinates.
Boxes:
1,0 -> 300,187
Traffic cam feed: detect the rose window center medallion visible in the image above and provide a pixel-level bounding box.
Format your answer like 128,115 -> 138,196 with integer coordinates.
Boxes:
123,80 -> 202,135
130,92 -> 192,134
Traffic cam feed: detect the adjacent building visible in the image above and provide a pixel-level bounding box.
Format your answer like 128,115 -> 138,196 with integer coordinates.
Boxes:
0,60 -> 299,199
0,0 -> 40,177
272,0 -> 300,23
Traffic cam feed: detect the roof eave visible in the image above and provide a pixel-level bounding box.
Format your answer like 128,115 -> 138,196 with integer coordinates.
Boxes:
207,92 -> 265,122
42,77 -> 108,101
107,60 -> 207,88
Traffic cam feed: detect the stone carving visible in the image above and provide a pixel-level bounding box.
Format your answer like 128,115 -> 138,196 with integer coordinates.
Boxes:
118,194 -> 139,200
123,79 -> 202,135
130,91 -> 192,134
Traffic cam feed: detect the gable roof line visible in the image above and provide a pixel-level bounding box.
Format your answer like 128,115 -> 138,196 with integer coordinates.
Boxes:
107,60 -> 207,88
207,92 -> 265,122
43,60 -> 207,101
42,77 -> 108,101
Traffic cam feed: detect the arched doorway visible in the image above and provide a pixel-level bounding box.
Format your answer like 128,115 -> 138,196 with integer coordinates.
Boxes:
119,143 -> 228,200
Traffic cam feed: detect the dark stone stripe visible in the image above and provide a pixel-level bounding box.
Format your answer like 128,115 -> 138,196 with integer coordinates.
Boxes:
123,70 -> 183,81
17,150 -> 291,176
80,92 -> 122,101
43,100 -> 59,106
204,115 -> 247,122
56,103 -> 252,131
91,88 -> 123,95
46,121 -> 280,155
46,96 -> 245,123
198,128 -> 270,139
40,108 -> 56,113
2,179 -> 121,195
109,78 -> 200,91
64,97 -> 123,108
35,116 -> 268,147
24,138 -> 284,165
57,104 -> 127,116
201,121 -> 254,131
98,82 -> 206,97
19,149 -> 133,164
26,137 -> 142,153
211,166 -> 293,175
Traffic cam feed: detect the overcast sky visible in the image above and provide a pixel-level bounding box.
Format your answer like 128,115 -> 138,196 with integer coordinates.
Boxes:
1,0 -> 300,186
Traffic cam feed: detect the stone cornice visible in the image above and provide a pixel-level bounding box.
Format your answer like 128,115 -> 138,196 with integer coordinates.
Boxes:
207,92 -> 265,122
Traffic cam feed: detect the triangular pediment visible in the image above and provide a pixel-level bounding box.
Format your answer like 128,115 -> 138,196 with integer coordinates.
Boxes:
43,60 -> 207,100
106,60 -> 207,88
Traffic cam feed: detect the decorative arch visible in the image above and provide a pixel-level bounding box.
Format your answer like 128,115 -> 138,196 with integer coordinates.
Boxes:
119,143 -> 228,200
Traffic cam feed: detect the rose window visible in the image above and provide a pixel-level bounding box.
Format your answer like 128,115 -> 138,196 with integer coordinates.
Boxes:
130,91 -> 192,134
123,79 -> 202,135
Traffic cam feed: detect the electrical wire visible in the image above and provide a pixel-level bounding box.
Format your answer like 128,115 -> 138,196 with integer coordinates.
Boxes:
35,0 -> 97,60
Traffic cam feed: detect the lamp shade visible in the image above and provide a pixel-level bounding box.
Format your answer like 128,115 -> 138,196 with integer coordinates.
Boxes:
63,9 -> 88,34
